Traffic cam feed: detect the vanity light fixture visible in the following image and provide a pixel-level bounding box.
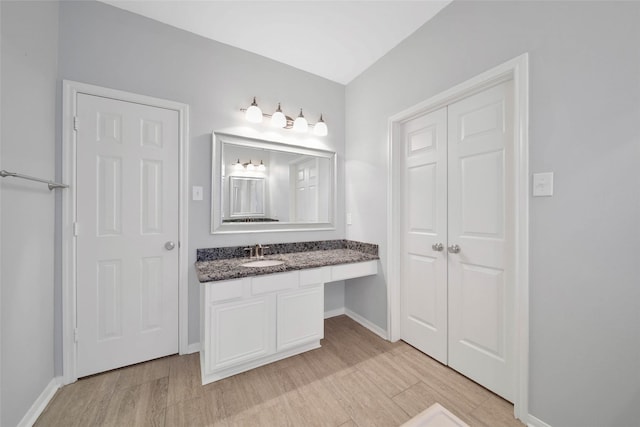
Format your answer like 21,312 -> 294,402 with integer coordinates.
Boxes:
293,109 -> 308,133
313,114 -> 328,136
270,103 -> 287,129
241,97 -> 328,136
245,97 -> 263,123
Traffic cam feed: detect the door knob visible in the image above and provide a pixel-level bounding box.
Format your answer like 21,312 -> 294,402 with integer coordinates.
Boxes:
165,241 -> 176,251
447,244 -> 460,254
432,243 -> 444,252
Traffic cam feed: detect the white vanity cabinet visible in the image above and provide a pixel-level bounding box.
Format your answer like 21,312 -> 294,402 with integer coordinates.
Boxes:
200,260 -> 377,385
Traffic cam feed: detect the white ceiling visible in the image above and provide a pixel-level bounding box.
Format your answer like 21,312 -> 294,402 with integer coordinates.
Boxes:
100,1 -> 452,85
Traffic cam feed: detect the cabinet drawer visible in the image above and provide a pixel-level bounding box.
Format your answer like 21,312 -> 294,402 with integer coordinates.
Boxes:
251,271 -> 298,295
331,260 -> 377,281
208,278 -> 244,303
299,267 -> 329,287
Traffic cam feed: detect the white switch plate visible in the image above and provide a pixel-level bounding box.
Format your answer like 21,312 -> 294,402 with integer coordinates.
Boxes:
533,172 -> 553,197
346,212 -> 352,225
192,186 -> 203,201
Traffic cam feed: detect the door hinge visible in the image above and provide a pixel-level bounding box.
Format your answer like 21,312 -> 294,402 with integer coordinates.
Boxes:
73,116 -> 79,131
73,222 -> 79,236
74,328 -> 79,343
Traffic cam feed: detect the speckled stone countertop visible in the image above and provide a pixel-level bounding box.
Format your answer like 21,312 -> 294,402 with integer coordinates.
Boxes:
195,240 -> 378,283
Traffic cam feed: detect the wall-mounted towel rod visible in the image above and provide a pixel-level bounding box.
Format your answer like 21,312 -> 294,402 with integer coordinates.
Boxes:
0,169 -> 68,190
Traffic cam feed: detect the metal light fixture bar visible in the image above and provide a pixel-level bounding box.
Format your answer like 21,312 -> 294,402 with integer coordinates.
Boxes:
239,108 -> 300,129
240,97 -> 328,136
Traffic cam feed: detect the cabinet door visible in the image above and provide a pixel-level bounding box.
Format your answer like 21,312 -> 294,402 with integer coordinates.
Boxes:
277,285 -> 324,352
206,295 -> 275,373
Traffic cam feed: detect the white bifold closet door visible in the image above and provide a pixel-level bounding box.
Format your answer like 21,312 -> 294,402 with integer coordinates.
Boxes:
401,81 -> 515,401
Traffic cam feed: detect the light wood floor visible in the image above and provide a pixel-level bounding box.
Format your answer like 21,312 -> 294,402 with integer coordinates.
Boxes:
36,315 -> 524,427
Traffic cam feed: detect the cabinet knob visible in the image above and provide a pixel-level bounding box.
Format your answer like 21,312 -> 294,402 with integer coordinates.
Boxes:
432,243 -> 444,251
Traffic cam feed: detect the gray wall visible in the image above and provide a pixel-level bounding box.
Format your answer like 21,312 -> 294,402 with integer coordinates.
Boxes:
344,1 -> 640,426
1,2 -> 59,426
56,0 -> 345,363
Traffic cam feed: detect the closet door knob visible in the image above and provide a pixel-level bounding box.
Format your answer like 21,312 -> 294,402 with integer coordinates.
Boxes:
447,244 -> 460,254
432,243 -> 444,251
165,241 -> 176,251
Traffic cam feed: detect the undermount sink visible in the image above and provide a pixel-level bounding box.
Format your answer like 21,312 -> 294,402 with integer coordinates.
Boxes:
241,259 -> 285,268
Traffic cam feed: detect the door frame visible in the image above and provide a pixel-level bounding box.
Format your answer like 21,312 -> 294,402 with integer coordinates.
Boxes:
61,80 -> 190,384
386,54 -> 529,419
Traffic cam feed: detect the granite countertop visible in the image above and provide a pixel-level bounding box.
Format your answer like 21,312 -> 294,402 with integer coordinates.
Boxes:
195,240 -> 379,283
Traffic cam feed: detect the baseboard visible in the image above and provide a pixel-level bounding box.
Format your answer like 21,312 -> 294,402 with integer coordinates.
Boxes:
528,414 -> 553,427
187,342 -> 201,354
324,307 -> 345,319
17,376 -> 62,427
345,309 -> 388,340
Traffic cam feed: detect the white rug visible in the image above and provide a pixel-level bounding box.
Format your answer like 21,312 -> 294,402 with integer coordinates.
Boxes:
401,403 -> 470,427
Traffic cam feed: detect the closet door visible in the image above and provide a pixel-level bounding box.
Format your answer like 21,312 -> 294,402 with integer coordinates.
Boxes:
400,107 -> 448,364
447,81 -> 515,401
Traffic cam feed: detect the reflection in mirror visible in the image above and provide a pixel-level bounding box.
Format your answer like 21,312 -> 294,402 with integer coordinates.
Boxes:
228,176 -> 266,219
212,133 -> 336,233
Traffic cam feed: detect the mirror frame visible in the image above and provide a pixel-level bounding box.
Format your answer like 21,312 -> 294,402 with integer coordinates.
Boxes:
211,132 -> 337,234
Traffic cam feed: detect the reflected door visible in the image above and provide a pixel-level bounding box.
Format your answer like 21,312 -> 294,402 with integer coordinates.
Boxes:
76,94 -> 179,377
291,158 -> 319,222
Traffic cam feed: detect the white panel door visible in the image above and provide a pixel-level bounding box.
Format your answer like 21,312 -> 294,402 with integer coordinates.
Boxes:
447,81 -> 515,400
400,107 -> 448,364
76,94 -> 179,377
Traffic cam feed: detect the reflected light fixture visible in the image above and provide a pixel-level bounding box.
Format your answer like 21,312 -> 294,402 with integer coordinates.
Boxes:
245,97 -> 263,123
241,97 -> 328,136
232,159 -> 266,172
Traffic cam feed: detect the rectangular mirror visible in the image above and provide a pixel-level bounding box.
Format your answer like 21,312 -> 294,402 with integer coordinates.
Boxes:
211,132 -> 336,233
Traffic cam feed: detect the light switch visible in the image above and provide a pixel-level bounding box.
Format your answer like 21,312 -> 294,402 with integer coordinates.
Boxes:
346,212 -> 352,225
533,173 -> 553,197
192,186 -> 203,201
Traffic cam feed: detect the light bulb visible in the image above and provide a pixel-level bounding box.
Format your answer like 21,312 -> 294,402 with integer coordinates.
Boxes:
245,97 -> 263,123
233,159 -> 244,171
257,160 -> 266,171
245,160 -> 256,171
293,108 -> 308,133
270,103 -> 287,128
313,114 -> 328,136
